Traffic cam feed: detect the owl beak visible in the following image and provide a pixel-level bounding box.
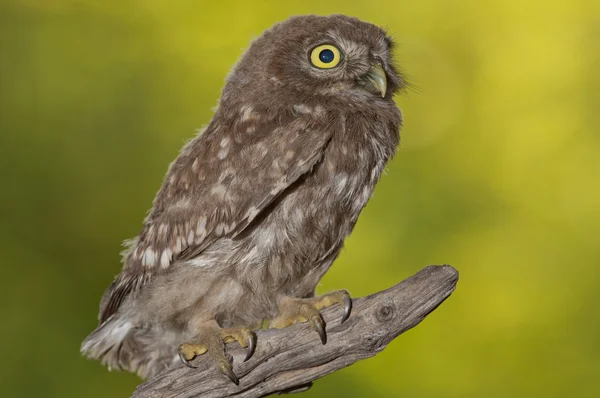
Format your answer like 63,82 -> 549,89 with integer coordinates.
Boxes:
359,64 -> 388,98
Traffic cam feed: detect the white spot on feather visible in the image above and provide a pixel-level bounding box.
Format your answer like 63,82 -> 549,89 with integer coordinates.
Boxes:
293,104 -> 312,114
314,105 -> 325,117
195,231 -> 206,245
196,217 -> 206,236
216,223 -> 226,235
142,248 -> 156,267
370,167 -> 379,181
326,159 -> 335,173
160,249 -> 172,268
174,237 -> 183,253
217,147 -> 229,159
211,184 -> 227,198
240,105 -> 258,121
284,150 -> 295,161
334,174 -> 349,195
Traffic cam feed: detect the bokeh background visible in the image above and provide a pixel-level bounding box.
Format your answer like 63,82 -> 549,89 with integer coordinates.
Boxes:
1,0 -> 599,397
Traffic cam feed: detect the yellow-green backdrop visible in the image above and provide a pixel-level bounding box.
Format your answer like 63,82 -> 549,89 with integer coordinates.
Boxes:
1,0 -> 598,397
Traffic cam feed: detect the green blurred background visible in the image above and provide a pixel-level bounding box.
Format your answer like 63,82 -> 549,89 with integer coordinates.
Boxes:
1,0 -> 599,397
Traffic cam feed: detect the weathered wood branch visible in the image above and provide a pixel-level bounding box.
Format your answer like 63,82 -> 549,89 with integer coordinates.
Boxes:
132,265 -> 459,398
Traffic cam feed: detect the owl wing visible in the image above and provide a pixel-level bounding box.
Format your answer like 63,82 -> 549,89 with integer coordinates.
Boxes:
99,115 -> 332,323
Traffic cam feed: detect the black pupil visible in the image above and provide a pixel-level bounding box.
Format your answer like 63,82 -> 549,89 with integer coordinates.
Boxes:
319,49 -> 335,63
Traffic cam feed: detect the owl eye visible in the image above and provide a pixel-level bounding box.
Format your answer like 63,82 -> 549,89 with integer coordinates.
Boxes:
310,44 -> 342,69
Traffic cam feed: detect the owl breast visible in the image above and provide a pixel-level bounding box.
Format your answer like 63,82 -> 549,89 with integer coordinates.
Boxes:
234,107 -> 400,306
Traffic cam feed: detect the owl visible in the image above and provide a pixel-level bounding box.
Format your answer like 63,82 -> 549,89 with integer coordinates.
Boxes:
81,14 -> 403,384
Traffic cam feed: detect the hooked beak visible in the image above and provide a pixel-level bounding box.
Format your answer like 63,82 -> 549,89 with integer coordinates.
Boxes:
358,63 -> 387,98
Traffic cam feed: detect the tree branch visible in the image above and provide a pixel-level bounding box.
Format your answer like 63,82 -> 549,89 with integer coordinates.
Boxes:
132,265 -> 459,398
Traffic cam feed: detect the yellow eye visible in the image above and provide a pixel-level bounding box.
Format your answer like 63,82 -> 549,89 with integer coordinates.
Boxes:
310,44 -> 342,69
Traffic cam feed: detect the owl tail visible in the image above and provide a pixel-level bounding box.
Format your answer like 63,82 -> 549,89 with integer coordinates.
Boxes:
80,316 -> 133,372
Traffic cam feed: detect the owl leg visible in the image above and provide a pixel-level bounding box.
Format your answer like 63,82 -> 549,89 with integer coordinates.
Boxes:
177,320 -> 256,385
269,290 -> 352,344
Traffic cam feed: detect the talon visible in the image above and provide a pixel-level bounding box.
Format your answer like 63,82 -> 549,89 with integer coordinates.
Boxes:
244,331 -> 257,362
177,345 -> 198,369
178,351 -> 197,368
218,362 -> 239,385
341,292 -> 352,323
221,327 -> 257,362
310,314 -> 327,345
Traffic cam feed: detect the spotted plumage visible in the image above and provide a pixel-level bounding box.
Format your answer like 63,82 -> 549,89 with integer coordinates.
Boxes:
82,14 -> 404,381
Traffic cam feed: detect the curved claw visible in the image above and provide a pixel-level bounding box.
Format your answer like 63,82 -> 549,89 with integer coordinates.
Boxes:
218,362 -> 239,385
341,292 -> 352,323
244,331 -> 257,362
178,351 -> 197,369
311,314 -> 327,345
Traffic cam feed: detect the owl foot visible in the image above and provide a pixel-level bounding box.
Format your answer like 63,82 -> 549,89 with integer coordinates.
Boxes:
177,322 -> 256,385
269,290 -> 352,344
221,327 -> 257,361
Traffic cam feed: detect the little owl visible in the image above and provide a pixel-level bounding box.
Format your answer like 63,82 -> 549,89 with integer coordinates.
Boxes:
81,14 -> 404,384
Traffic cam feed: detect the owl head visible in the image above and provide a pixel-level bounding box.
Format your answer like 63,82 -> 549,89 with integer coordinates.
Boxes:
223,15 -> 404,108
